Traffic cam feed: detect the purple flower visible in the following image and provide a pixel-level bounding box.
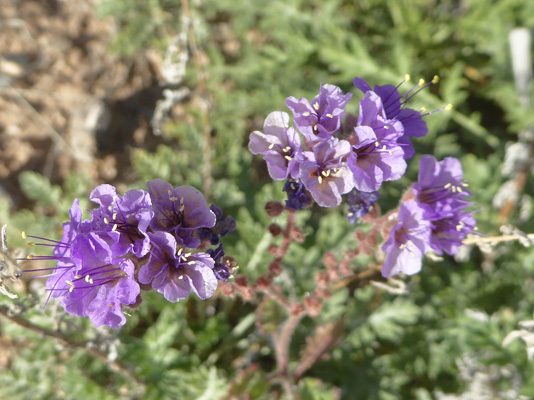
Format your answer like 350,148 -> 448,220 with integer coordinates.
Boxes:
248,111 -> 303,180
283,179 -> 310,210
207,244 -> 231,282
381,201 -> 431,278
412,155 -> 471,220
286,84 -> 352,144
87,184 -> 153,258
430,210 -> 476,255
138,232 -> 217,302
47,233 -> 140,329
198,204 -> 236,246
354,76 -> 430,159
299,139 -> 354,207
347,91 -> 406,192
147,179 -> 216,248
346,189 -> 380,223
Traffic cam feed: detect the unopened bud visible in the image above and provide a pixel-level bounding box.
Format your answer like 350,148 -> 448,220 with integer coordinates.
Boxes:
315,272 -> 329,288
265,201 -> 284,217
304,296 -> 322,317
323,252 -> 337,269
269,261 -> 282,276
268,223 -> 282,237
256,275 -> 272,290
315,288 -> 332,300
235,276 -> 248,287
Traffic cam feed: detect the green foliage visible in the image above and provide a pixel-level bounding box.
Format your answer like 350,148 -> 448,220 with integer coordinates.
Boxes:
4,0 -> 534,399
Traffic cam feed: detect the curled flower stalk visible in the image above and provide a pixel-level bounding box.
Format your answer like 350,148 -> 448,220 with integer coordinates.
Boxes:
22,180 -> 236,329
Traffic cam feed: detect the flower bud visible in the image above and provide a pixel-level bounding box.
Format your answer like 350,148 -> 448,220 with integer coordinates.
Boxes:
265,201 -> 284,217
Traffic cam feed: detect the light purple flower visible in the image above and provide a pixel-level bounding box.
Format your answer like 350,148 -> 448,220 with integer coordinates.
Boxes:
412,155 -> 471,220
347,91 -> 406,192
138,232 -> 217,302
286,84 -> 352,144
248,111 -> 303,180
381,201 -> 431,278
47,233 -> 140,329
354,77 -> 429,159
299,139 -> 354,207
147,179 -> 216,248
88,184 -> 153,258
430,210 -> 476,255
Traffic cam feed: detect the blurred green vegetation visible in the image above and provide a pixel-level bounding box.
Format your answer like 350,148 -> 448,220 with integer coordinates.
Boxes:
2,0 -> 534,398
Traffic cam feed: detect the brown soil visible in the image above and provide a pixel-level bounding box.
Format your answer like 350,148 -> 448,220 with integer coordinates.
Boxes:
0,0 -> 164,208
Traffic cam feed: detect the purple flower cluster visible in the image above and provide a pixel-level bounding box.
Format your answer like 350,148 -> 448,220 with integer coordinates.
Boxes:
249,75 -> 475,279
382,156 -> 476,277
249,77 -> 434,213
25,179 -> 235,328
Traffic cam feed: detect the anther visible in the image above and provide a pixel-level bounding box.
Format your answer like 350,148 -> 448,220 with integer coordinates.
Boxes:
184,252 -> 192,258
318,176 -> 323,184
27,242 -> 35,246
457,186 -> 463,193
284,155 -> 292,161
313,103 -> 319,110
66,280 -> 73,285
445,104 -> 453,111
444,183 -> 452,189
418,78 -> 425,86
405,74 -> 411,82
283,146 -> 291,152
375,141 -> 380,147
85,275 -> 90,282
169,196 -> 178,201
303,112 -> 310,117
104,217 -> 109,224
326,113 -> 333,118
26,255 -> 33,260
268,143 -> 275,149
420,107 -> 428,112
112,224 -> 118,232
384,125 -> 389,129
178,275 -> 184,280
188,261 -> 196,265
179,204 -> 185,212
432,75 -> 439,84
112,213 -> 117,220
74,275 -> 81,279
69,286 -> 75,293
21,231 -> 27,239
178,248 -> 183,256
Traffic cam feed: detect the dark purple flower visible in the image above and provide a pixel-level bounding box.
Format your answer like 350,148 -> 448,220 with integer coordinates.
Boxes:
346,189 -> 380,223
347,91 -> 406,192
198,204 -> 236,246
248,111 -> 303,180
138,232 -> 217,302
430,210 -> 476,255
412,155 -> 471,220
207,244 -> 231,281
299,139 -> 354,207
87,184 -> 153,258
381,201 -> 431,278
286,84 -> 352,144
354,76 -> 431,159
147,179 -> 216,248
283,179 -> 310,210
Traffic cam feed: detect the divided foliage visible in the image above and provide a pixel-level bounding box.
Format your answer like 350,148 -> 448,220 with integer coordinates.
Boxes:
2,0 -> 534,398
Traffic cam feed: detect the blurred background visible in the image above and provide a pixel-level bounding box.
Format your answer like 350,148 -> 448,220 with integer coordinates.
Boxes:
1,0 -> 534,398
